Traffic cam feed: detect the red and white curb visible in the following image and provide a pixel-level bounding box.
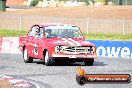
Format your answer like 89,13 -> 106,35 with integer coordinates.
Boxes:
0,75 -> 40,88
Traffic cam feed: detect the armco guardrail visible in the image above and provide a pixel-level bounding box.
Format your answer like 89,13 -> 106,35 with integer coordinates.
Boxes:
89,40 -> 132,59
0,37 -> 132,59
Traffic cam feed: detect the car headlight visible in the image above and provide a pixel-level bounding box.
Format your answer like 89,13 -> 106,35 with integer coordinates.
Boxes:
92,46 -> 96,54
55,46 -> 63,53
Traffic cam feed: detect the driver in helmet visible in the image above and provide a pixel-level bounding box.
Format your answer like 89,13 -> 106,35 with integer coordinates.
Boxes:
45,29 -> 52,38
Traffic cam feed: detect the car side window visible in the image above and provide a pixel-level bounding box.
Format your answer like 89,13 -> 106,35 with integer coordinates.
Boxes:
28,26 -> 43,38
28,27 -> 36,37
35,27 -> 43,38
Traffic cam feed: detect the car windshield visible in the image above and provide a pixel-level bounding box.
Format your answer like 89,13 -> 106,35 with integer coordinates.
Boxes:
44,26 -> 83,38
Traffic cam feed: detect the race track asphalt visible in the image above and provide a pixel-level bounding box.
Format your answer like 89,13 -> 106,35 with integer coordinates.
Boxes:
0,53 -> 132,88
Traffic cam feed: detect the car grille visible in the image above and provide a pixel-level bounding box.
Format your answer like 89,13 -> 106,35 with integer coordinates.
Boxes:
62,46 -> 93,54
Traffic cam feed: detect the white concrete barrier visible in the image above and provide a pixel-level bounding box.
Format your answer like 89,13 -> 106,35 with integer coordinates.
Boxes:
0,37 -> 21,54
0,37 -> 132,59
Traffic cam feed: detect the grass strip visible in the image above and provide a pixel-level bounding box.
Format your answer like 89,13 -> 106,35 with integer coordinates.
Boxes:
0,29 -> 26,37
83,33 -> 132,40
0,29 -> 132,40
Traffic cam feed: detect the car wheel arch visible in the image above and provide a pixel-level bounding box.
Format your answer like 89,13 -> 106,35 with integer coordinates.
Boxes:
43,49 -> 52,57
23,46 -> 33,63
23,45 -> 26,51
43,49 -> 47,58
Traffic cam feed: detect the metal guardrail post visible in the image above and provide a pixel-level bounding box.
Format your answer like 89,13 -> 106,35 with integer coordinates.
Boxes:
19,14 -> 22,30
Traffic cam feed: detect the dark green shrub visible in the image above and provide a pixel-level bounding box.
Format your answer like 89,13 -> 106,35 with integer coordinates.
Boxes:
30,0 -> 41,7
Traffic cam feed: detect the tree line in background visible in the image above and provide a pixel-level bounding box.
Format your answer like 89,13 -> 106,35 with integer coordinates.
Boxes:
29,0 -> 132,7
30,0 -> 108,6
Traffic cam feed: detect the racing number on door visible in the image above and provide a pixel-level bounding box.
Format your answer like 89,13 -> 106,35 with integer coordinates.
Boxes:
34,44 -> 38,55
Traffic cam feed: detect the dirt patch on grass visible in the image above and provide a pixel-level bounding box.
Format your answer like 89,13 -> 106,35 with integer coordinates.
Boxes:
1,6 -> 132,19
0,6 -> 132,34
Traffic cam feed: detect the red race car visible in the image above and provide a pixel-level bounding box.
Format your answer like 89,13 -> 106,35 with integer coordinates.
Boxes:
19,23 -> 97,66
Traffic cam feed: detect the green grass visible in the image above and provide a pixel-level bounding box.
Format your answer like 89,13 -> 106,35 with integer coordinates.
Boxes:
84,33 -> 132,41
0,29 -> 26,37
0,29 -> 132,40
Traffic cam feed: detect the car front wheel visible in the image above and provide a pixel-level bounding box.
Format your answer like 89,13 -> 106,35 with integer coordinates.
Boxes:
45,51 -> 53,66
23,47 -> 33,63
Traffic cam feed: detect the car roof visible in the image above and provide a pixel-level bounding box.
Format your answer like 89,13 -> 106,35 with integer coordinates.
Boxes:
39,23 -> 76,27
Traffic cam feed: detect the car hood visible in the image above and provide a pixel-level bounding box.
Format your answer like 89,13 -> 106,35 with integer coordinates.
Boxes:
45,38 -> 94,46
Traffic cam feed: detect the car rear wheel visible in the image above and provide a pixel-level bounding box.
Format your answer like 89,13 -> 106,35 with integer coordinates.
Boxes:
23,47 -> 33,63
84,59 -> 94,66
45,51 -> 53,66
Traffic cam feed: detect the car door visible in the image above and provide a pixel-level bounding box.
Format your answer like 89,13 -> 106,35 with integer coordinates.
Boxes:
33,26 -> 44,59
27,26 -> 38,58
26,35 -> 34,57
